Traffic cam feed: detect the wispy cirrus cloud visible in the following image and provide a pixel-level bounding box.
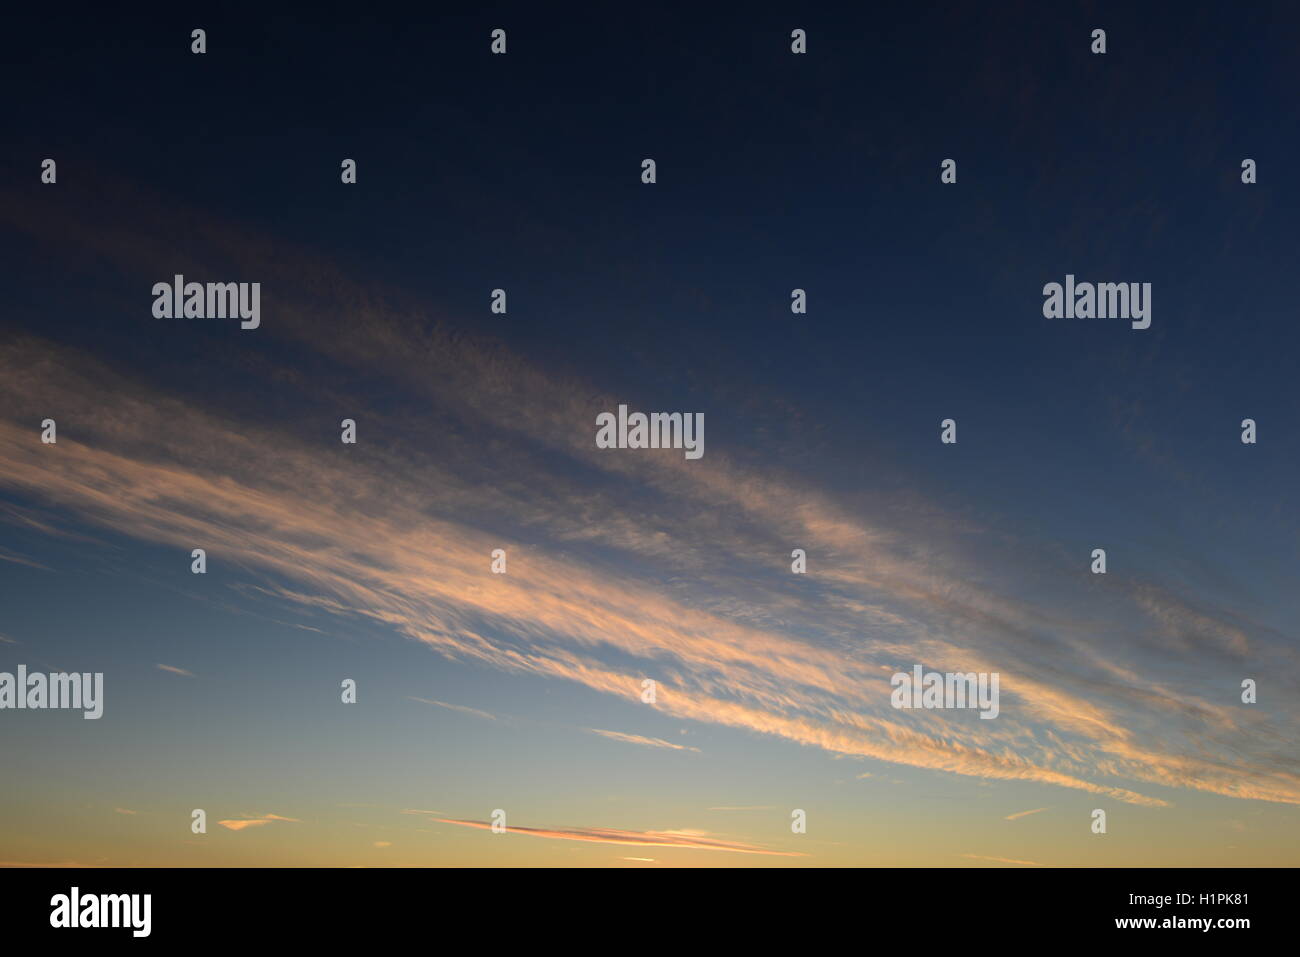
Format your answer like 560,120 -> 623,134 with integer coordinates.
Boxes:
434,818 -> 804,856
586,729 -> 701,752
408,697 -> 497,722
0,860 -> 99,868
0,546 -> 50,571
1,181 -> 1297,815
217,814 -> 300,832
1004,807 -> 1049,821
961,853 -> 1045,867
0,331 -> 1288,808
155,664 -> 194,677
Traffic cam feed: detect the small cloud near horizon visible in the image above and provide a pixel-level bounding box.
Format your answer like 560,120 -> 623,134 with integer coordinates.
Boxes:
587,729 -> 701,752
1004,807 -> 1050,821
961,853 -> 1046,867
218,813 -> 300,831
408,697 -> 496,721
434,817 -> 805,856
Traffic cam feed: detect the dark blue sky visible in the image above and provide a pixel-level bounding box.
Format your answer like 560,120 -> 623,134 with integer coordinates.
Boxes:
6,2 -> 1296,494
1,2 -> 1297,866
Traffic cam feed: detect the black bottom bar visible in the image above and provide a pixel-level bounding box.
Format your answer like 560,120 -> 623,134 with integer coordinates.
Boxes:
0,866 -> 1283,944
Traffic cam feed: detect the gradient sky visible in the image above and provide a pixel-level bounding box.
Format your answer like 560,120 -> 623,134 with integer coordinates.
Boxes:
1,4 -> 1298,867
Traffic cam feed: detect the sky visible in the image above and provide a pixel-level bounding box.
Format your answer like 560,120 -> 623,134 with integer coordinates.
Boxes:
1,3 -> 1298,867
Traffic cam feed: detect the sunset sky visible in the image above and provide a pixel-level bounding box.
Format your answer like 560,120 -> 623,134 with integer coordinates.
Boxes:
1,5 -> 1298,867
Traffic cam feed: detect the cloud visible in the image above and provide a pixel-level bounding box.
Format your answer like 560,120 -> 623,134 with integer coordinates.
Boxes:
0,546 -> 50,571
707,806 -> 776,811
112,808 -> 136,816
587,729 -> 701,752
408,697 -> 496,721
155,664 -> 194,677
0,332 -> 1283,807
217,814 -> 300,831
0,860 -> 97,868
1004,807 -> 1049,821
1,191 -> 1296,813
434,818 -> 805,856
961,854 -> 1046,867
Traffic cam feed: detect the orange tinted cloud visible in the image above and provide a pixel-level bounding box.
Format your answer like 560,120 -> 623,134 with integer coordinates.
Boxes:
961,854 -> 1045,867
0,340 -> 1288,807
434,818 -> 805,856
2,193 -> 1297,813
586,729 -> 701,752
1004,807 -> 1049,821
218,814 -> 300,831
